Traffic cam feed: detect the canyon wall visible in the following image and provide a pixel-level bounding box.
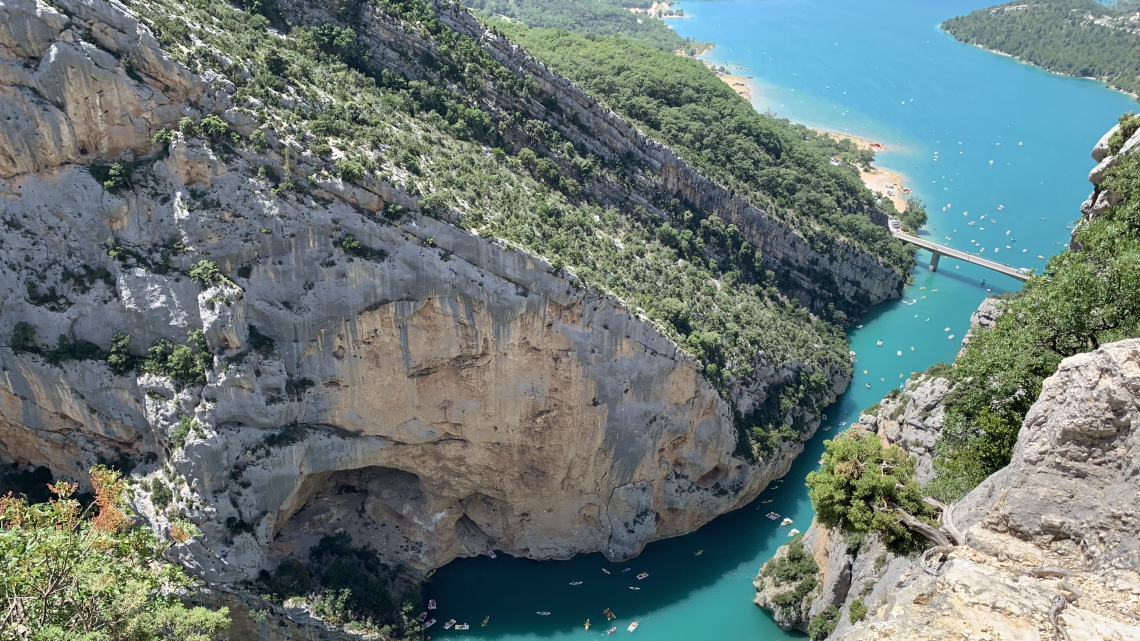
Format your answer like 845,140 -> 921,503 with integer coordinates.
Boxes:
0,0 -> 877,592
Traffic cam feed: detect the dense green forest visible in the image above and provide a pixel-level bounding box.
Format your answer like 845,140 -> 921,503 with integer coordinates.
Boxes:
943,0 -> 1140,98
493,23 -> 913,273
461,0 -> 707,52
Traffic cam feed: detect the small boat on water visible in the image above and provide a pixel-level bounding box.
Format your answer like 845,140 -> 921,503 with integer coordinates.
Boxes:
419,612 -> 428,622
425,619 -> 437,628
761,499 -> 772,504
636,572 -> 649,580
428,599 -> 437,610
607,627 -> 617,635
604,608 -> 616,620
602,568 -> 611,574
444,619 -> 456,629
585,619 -> 591,630
788,528 -> 801,537
857,324 -> 864,328
628,622 -> 639,632
482,616 -> 490,627
694,549 -> 703,556
822,425 -> 831,431
487,550 -> 497,559
455,624 -> 470,630
877,339 -> 883,345
629,586 -> 640,591
622,568 -> 631,573
780,518 -> 793,526
537,611 -> 551,616
426,569 -> 436,579
766,511 -> 780,520
570,581 -> 583,586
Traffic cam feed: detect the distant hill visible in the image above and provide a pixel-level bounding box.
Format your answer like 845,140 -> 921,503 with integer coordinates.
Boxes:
942,0 -> 1140,98
461,0 -> 708,53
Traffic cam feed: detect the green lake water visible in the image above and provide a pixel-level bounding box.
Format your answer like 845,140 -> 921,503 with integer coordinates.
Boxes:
421,1 -> 1139,638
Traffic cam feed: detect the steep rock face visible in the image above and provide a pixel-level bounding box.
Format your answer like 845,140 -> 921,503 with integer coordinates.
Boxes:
0,0 -> 853,590
286,0 -> 906,317
829,339 -> 1140,640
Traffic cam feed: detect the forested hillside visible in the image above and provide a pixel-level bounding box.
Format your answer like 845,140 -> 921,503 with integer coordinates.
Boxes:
492,24 -> 913,273
463,0 -> 706,52
943,0 -> 1140,97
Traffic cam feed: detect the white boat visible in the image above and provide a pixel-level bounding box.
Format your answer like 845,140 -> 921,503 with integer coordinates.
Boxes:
608,627 -> 617,634
628,622 -> 639,632
425,619 -> 437,628
570,581 -> 583,585
788,528 -> 801,536
428,600 -> 437,610
636,572 -> 649,580
418,612 -> 428,622
780,518 -> 793,526
455,624 -> 470,630
444,619 -> 456,629
487,550 -> 497,559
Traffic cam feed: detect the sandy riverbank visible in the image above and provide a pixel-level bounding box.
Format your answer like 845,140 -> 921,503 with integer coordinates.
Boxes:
860,166 -> 908,211
810,128 -> 891,152
718,73 -> 752,100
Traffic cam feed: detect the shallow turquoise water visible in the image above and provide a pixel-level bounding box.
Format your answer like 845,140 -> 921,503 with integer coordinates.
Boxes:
421,1 -> 1137,639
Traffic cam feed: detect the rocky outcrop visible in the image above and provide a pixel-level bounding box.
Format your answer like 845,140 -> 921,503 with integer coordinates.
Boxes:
1079,122 -> 1139,240
827,339 -> 1140,641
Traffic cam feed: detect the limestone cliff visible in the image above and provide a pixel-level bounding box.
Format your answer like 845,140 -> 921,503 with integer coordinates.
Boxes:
0,0 -> 899,597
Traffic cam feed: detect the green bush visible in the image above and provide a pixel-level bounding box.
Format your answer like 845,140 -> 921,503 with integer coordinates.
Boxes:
44,335 -> 105,365
337,159 -> 366,184
335,233 -> 388,261
849,598 -> 868,623
103,162 -> 131,193
107,331 -> 134,375
141,331 -> 212,389
808,606 -> 840,640
10,322 -> 37,353
178,116 -> 198,137
419,192 -> 451,218
188,260 -> 226,289
150,477 -> 173,509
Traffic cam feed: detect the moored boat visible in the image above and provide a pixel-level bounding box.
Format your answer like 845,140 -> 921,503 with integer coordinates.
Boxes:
628,622 -> 639,632
425,619 -> 437,628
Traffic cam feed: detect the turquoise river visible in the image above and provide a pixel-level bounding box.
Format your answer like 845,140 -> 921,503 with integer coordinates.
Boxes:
422,0 -> 1139,638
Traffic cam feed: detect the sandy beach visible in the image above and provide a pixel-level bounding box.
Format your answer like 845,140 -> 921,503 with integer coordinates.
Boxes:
810,128 -> 892,153
718,73 -> 752,101
860,166 -> 908,211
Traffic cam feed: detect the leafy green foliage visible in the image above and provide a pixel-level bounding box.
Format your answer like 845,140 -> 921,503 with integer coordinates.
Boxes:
943,0 -> 1140,98
44,334 -> 106,365
927,144 -> 1140,500
141,331 -> 213,389
759,534 -> 819,621
898,198 -> 928,233
171,415 -> 199,450
849,597 -> 868,623
335,234 -> 388,261
807,433 -> 936,554
188,259 -> 227,289
1109,112 -> 1140,153
0,466 -> 231,639
108,331 -> 134,375
10,321 -> 37,353
464,0 -> 707,52
808,605 -> 840,640
101,162 -> 132,193
150,477 -> 173,510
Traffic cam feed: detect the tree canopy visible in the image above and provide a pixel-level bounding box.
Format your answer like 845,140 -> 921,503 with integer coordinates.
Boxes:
0,466 -> 231,640
807,432 -> 937,554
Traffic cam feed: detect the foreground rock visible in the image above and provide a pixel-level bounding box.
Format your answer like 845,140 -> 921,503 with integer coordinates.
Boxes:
759,340 -> 1140,640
